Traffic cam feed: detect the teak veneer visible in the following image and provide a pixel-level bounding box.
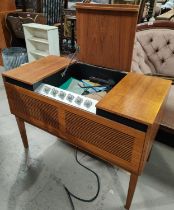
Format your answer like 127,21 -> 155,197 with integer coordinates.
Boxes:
97,72 -> 170,125
76,3 -> 139,72
3,56 -> 72,85
1,3 -> 172,210
2,55 -> 171,210
0,0 -> 16,12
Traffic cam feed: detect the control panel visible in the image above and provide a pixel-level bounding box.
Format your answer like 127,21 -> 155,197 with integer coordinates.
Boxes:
35,83 -> 98,114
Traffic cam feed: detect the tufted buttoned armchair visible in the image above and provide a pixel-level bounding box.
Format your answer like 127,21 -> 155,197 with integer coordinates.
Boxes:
132,20 -> 174,132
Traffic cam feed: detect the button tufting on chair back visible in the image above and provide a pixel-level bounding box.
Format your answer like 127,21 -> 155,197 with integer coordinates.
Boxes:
132,21 -> 174,77
131,21 -> 174,131
135,29 -> 174,76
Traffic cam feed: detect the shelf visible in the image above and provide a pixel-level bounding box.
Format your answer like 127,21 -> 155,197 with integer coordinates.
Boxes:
28,37 -> 49,44
30,50 -> 49,57
23,23 -> 58,30
23,23 -> 60,62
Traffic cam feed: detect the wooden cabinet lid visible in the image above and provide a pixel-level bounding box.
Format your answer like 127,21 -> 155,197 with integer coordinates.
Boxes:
76,3 -> 139,71
96,72 -> 172,125
76,3 -> 139,12
2,56 -> 71,85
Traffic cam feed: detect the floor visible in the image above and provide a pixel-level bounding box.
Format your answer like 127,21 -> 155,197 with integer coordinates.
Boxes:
0,66 -> 174,210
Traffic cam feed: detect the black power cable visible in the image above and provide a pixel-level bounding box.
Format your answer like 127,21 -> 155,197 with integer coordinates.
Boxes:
64,150 -> 100,210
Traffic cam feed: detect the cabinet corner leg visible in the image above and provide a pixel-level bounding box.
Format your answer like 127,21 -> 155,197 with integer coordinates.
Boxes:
16,117 -> 29,149
124,173 -> 138,210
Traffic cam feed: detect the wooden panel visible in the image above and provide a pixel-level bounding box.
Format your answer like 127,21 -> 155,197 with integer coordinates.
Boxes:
0,18 -> 7,50
97,72 -> 172,125
65,111 -> 135,162
0,0 -> 16,65
76,3 -> 139,72
5,82 -> 60,135
59,105 -> 145,174
0,15 -> 9,65
0,0 -> 16,12
138,93 -> 168,174
0,11 -> 13,47
2,56 -> 71,84
0,11 -> 14,65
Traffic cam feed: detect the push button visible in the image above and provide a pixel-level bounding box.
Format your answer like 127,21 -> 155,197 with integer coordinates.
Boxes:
43,86 -> 51,94
51,88 -> 58,97
59,91 -> 66,99
75,96 -> 83,105
67,94 -> 74,102
84,100 -> 92,108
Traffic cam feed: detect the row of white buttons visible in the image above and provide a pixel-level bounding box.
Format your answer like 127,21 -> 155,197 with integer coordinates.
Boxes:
43,86 -> 93,108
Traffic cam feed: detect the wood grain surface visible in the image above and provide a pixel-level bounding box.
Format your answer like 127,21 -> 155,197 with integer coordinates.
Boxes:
0,0 -> 16,12
3,52 -> 172,210
0,0 -> 16,65
76,3 -> 139,72
76,3 -> 139,12
97,72 -> 172,125
4,81 -> 146,174
0,11 -> 12,48
2,56 -> 71,84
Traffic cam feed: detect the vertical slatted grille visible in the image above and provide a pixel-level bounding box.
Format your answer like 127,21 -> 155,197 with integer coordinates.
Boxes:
9,90 -> 59,129
65,111 -> 135,162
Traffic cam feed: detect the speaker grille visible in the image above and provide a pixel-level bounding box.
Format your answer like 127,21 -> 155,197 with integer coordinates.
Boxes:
65,111 -> 135,162
9,90 -> 59,129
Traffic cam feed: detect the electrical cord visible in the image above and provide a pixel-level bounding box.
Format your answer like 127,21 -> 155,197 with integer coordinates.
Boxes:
64,150 -> 100,210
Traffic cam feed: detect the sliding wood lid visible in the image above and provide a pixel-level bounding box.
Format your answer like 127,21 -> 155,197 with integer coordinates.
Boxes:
2,56 -> 71,85
96,72 -> 172,125
76,3 -> 139,72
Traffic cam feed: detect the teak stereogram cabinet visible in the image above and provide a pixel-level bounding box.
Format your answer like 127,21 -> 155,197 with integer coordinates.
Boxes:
2,55 -> 171,209
2,3 -> 172,210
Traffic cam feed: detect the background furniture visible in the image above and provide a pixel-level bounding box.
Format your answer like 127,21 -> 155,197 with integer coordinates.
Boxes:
6,12 -> 46,48
63,15 -> 76,52
23,23 -> 60,62
56,8 -> 76,54
0,0 -> 16,65
15,0 -> 43,12
0,0 -> 16,11
42,0 -> 64,25
132,20 -> 174,132
137,0 -> 171,23
156,8 -> 174,20
76,3 -> 139,72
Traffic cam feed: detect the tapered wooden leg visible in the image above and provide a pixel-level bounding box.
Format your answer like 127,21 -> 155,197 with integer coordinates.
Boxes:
16,117 -> 29,149
124,174 -> 138,210
147,146 -> 153,162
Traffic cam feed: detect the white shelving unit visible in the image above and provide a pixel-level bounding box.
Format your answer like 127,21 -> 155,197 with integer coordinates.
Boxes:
23,23 -> 60,62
